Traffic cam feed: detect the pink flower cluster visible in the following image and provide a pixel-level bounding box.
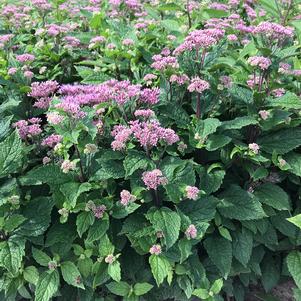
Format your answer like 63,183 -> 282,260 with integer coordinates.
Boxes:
14,118 -> 42,140
93,205 -> 107,219
249,143 -> 260,154
29,80 -> 59,109
170,74 -> 189,85
151,54 -> 179,71
134,109 -> 154,118
185,224 -> 197,239
142,169 -> 168,190
247,56 -> 272,70
188,77 -> 210,93
41,134 -> 62,148
140,88 -> 160,105
185,186 -> 200,200
149,244 -> 161,255
16,53 -> 35,63
120,190 -> 136,206
173,29 -> 224,55
253,22 -> 294,40
111,119 -> 179,150
32,0 -> 52,11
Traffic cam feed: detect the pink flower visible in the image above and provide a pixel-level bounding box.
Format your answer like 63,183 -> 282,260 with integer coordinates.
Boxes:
122,38 -> 134,46
134,109 -> 154,118
227,34 -> 238,41
41,134 -> 62,148
170,74 -> 189,85
111,125 -> 132,151
185,224 -> 197,239
61,160 -> 76,173
249,143 -> 260,154
8,67 -> 17,75
47,112 -> 64,124
120,190 -> 136,206
105,254 -> 115,264
188,77 -> 210,93
149,244 -> 162,255
24,71 -> 34,79
259,110 -> 270,120
142,169 -> 168,190
247,56 -> 272,70
140,88 -> 160,105
42,157 -> 51,165
185,186 -> 200,200
93,205 -> 106,219
16,53 -> 35,63
272,88 -> 285,98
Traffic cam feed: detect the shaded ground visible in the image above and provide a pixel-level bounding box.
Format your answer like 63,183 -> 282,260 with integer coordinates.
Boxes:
246,281 -> 295,301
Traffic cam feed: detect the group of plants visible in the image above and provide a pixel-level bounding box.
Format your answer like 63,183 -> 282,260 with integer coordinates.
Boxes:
1,0 -> 301,300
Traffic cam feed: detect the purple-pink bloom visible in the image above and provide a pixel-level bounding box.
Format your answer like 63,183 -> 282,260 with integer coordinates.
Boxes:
249,143 -> 260,154
149,244 -> 162,255
142,169 -> 168,190
188,77 -> 210,93
185,224 -> 198,239
186,186 -> 200,200
120,190 -> 136,206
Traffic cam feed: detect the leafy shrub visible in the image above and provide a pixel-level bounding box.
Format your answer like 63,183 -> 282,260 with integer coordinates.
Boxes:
1,0 -> 301,301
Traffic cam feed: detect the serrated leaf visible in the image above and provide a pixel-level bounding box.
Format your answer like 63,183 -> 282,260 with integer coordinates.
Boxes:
254,183 -> 290,210
193,288 -> 209,299
60,182 -> 92,208
221,116 -> 258,130
133,282 -> 154,296
106,281 -> 131,296
211,279 -> 223,294
87,216 -> 109,242
287,214 -> 301,229
124,150 -> 153,178
146,207 -> 181,249
76,211 -> 95,237
204,236 -> 232,278
34,270 -> 59,301
258,128 -> 301,154
23,266 -> 39,285
287,251 -> 301,289
0,236 -> 25,276
32,247 -> 51,267
265,92 -> 301,109
261,256 -> 280,292
218,185 -> 266,220
61,261 -> 84,289
233,228 -> 253,267
206,134 -> 232,151
108,261 -> 121,282
3,214 -> 26,232
0,131 -> 22,178
284,152 -> 301,176
195,118 -> 221,139
149,255 -> 171,286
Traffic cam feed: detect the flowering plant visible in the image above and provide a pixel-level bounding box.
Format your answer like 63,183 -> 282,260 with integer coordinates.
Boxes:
1,0 -> 301,301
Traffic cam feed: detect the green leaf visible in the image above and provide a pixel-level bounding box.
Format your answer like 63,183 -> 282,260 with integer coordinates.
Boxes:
265,92 -> 301,109
61,261 -> 84,289
210,279 -> 223,294
32,247 -> 51,267
146,207 -> 181,249
99,234 -> 115,257
198,167 -> 225,194
193,288 -> 209,299
0,236 -> 25,276
178,239 -> 192,263
287,251 -> 301,289
221,116 -> 258,130
258,128 -> 301,154
23,266 -> 39,285
149,255 -> 172,286
206,134 -> 232,151
178,196 -> 217,223
161,19 -> 180,32
3,214 -> 26,232
21,164 -> 73,185
204,236 -> 232,278
0,131 -> 22,178
254,183 -> 290,210
195,118 -> 221,139
124,150 -> 153,178
218,185 -> 266,220
76,211 -> 95,237
108,261 -> 121,282
284,152 -> 301,176
261,256 -> 280,292
133,282 -> 154,296
92,160 -> 125,180
233,228 -> 253,267
287,214 -> 301,229
34,270 -> 59,301
106,281 -> 131,296
60,182 -> 92,208
87,216 -> 109,242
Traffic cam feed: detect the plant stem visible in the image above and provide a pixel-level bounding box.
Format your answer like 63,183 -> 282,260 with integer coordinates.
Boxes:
186,0 -> 192,29
196,93 -> 201,118
75,145 -> 85,183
